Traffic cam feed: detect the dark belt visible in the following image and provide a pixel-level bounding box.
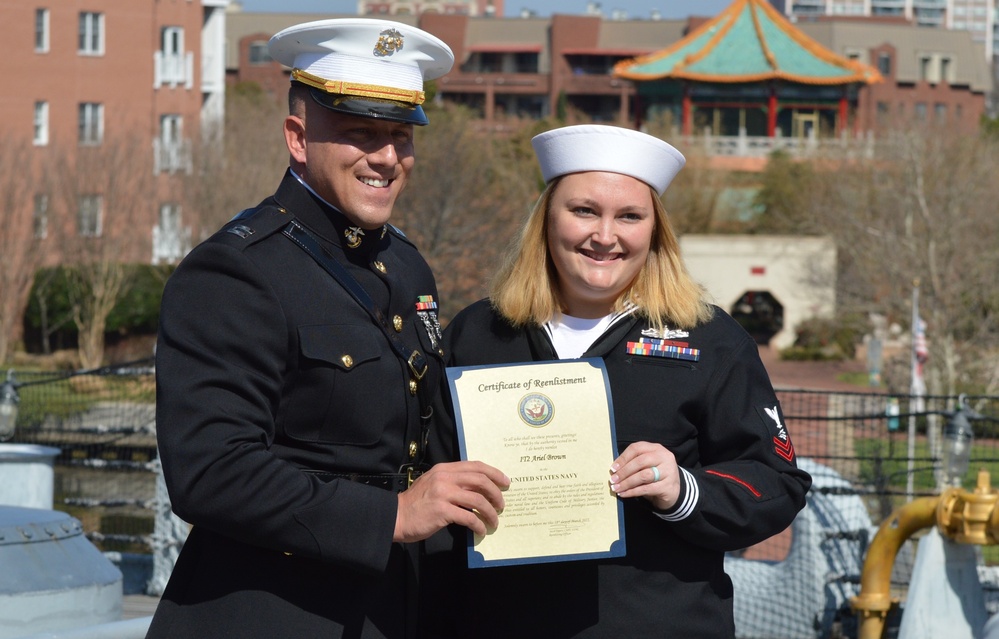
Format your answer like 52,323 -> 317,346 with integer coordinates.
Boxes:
305,469 -> 424,493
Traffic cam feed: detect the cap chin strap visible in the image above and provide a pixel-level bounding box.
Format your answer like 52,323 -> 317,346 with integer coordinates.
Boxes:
292,68 -> 425,106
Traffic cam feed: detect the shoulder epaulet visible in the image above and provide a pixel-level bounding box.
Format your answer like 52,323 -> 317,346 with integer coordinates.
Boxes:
217,205 -> 293,247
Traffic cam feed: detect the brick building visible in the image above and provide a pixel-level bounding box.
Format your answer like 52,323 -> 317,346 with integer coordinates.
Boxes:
0,0 -> 228,266
225,5 -> 990,135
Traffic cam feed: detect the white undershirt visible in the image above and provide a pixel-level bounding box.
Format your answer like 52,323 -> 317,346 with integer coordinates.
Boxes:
545,313 -> 617,359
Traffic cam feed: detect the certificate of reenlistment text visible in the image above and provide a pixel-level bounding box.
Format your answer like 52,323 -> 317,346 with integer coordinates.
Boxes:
446,358 -> 626,568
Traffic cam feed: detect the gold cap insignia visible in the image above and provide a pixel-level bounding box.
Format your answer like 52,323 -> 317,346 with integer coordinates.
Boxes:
374,29 -> 404,58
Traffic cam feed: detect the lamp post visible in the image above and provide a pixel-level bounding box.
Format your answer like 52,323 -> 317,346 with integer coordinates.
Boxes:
0,370 -> 19,442
941,394 -> 976,488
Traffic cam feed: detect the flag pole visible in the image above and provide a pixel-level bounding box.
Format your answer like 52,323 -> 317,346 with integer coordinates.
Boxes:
906,279 -> 920,502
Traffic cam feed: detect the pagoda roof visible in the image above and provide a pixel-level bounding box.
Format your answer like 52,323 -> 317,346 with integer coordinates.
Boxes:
614,0 -> 882,86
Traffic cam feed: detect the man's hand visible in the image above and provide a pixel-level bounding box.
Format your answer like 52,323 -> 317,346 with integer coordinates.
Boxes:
393,461 -> 509,543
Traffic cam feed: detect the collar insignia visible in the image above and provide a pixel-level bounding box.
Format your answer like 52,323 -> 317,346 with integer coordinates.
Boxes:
344,226 -> 364,249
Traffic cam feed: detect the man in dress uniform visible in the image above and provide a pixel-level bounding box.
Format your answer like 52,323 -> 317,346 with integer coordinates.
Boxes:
146,19 -> 508,639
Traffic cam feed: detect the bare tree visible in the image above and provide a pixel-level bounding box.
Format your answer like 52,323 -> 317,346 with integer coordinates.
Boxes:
395,105 -> 539,321
760,125 -> 999,394
51,135 -> 157,368
183,85 -> 288,242
0,136 -> 43,364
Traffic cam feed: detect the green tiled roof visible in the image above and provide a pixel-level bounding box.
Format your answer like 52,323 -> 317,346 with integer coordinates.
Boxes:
615,0 -> 881,85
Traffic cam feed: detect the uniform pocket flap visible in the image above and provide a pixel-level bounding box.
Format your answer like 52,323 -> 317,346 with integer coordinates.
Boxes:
299,324 -> 382,370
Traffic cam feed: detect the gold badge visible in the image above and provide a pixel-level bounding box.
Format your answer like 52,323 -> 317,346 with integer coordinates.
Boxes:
374,261 -> 387,273
374,28 -> 404,57
393,315 -> 403,332
344,226 -> 364,249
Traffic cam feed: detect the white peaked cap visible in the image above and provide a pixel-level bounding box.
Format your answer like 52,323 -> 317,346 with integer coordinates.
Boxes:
268,19 -> 454,124
269,18 -> 453,91
531,125 -> 686,196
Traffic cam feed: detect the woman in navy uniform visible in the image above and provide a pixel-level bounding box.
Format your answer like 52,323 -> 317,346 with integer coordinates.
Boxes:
147,19 -> 507,639
432,125 -> 811,638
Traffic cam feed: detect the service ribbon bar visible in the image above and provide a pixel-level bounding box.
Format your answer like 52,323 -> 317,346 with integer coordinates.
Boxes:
415,295 -> 437,311
626,338 -> 700,362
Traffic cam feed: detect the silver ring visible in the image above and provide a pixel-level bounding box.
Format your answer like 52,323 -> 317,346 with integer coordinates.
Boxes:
651,466 -> 660,482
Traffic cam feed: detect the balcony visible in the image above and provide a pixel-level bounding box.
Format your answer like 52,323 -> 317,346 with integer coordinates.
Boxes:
153,139 -> 193,175
562,73 -> 632,96
152,224 -> 192,265
153,51 -> 194,90
439,72 -> 550,96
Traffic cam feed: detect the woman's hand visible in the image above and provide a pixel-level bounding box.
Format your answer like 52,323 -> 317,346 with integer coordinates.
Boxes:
609,442 -> 680,512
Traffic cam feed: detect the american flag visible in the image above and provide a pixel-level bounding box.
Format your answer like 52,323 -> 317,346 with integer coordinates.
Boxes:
912,316 -> 928,398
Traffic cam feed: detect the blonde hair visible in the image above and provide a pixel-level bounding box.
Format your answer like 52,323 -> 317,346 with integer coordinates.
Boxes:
490,176 -> 713,331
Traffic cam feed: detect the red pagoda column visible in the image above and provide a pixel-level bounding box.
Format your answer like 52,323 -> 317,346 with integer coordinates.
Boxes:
682,83 -> 692,136
838,92 -> 848,137
767,84 -> 778,137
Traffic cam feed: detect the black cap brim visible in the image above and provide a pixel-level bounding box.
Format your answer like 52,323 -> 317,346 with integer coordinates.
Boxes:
308,87 -> 429,126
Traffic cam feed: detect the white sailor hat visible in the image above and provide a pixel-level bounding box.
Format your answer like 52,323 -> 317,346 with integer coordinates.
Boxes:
531,125 -> 685,196
268,18 -> 454,126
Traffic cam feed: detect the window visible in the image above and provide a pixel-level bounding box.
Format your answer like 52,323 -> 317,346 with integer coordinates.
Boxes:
78,102 -> 103,145
935,103 -> 947,122
876,101 -> 890,124
877,52 -> 891,77
162,26 -> 184,56
79,12 -> 104,55
249,40 -> 271,64
35,8 -> 49,52
919,56 -> 932,81
78,195 -> 103,237
161,114 -> 182,144
33,194 -> 49,240
915,102 -> 927,121
155,26 -> 192,88
34,101 -> 49,146
155,114 -> 191,174
153,202 -> 190,263
159,203 -> 182,233
940,57 -> 952,84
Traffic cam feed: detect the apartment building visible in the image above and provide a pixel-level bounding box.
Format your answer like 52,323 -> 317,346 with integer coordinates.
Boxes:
773,0 -> 996,60
0,1 -> 228,266
359,0 -> 503,16
226,8 -> 989,135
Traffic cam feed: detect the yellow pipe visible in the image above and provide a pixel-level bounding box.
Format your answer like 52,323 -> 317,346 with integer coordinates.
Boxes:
852,470 -> 999,639
851,496 -> 939,639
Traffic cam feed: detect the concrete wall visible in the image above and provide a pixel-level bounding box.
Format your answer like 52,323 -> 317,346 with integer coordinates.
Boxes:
679,235 -> 837,350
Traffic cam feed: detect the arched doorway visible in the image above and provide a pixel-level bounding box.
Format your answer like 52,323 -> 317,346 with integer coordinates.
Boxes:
731,290 -> 784,345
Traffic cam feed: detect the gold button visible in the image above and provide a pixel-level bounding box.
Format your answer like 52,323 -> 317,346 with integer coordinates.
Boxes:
409,441 -> 418,459
438,348 -> 445,357
277,208 -> 287,214
283,551 -> 293,556
393,315 -> 403,332
341,355 -> 353,368
409,379 -> 418,395
374,261 -> 387,273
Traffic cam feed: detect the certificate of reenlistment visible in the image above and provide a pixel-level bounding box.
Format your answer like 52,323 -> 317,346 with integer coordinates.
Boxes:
446,358 -> 626,568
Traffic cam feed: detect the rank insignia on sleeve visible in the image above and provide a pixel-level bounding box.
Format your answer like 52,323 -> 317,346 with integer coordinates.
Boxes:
757,404 -> 795,463
415,295 -> 442,350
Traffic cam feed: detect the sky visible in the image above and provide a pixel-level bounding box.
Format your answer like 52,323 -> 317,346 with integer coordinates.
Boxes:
235,0 -> 734,20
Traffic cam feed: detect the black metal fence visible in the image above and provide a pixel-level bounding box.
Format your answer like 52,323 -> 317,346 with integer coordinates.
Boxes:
5,358 -> 157,553
5,360 -> 999,637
